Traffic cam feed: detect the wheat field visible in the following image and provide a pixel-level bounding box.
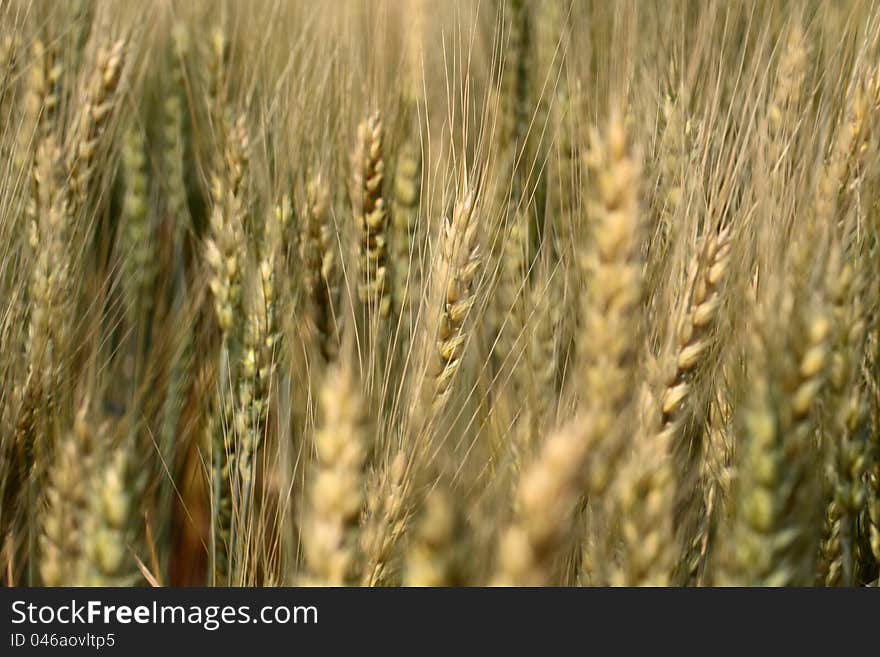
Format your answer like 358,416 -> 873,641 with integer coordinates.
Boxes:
1,0 -> 879,587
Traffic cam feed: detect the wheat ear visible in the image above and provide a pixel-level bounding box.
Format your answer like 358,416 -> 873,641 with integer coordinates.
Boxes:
231,202 -> 284,582
301,173 -> 341,361
120,126 -> 154,324
351,111 -> 391,321
391,118 -> 422,330
82,441 -> 138,586
68,39 -> 125,216
301,354 -> 368,586
360,450 -> 409,586
667,229 -> 733,583
39,407 -> 95,586
403,485 -> 464,586
720,304 -> 829,586
495,114 -> 643,585
411,188 -> 481,436
204,114 -> 250,583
